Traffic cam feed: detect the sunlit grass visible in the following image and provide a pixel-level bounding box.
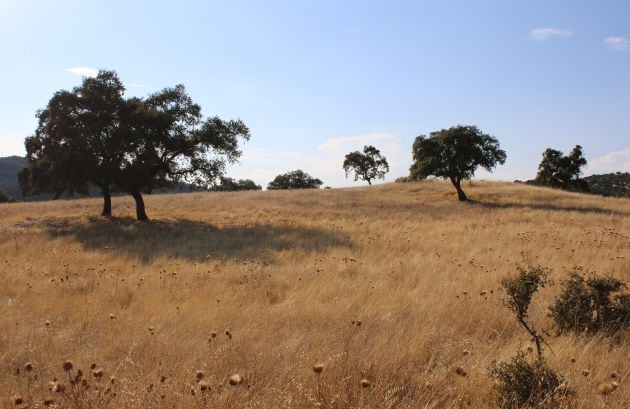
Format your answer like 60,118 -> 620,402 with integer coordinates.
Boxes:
1,180 -> 628,408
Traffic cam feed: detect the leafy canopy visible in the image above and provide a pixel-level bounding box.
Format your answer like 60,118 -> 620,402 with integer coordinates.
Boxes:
267,170 -> 323,190
19,70 -> 250,220
535,145 -> 588,191
343,145 -> 389,185
410,125 -> 506,200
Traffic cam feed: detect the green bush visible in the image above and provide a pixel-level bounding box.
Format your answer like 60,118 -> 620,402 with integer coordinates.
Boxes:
491,352 -> 571,408
550,273 -> 629,334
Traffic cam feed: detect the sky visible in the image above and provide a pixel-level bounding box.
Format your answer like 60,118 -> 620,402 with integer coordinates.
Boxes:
1,0 -> 629,188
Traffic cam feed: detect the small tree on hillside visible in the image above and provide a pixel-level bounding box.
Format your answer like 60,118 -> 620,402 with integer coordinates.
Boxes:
267,170 -> 323,190
410,125 -> 506,201
535,145 -> 588,191
343,145 -> 389,185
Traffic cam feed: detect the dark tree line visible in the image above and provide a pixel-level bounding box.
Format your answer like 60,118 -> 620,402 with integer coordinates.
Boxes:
210,176 -> 261,191
19,70 -> 250,220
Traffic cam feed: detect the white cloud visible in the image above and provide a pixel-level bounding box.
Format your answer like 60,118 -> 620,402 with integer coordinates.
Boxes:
67,67 -> 98,77
586,148 -> 630,175
530,28 -> 573,41
226,133 -> 410,188
604,36 -> 630,51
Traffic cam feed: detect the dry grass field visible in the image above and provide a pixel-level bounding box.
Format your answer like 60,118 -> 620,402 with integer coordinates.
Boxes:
0,180 -> 628,408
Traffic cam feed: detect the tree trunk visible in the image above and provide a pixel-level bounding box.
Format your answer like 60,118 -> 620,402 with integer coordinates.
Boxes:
131,191 -> 148,221
451,177 -> 468,201
101,186 -> 112,217
367,179 -> 372,186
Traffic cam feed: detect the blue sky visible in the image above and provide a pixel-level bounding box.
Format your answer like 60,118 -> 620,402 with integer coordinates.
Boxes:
1,0 -> 629,187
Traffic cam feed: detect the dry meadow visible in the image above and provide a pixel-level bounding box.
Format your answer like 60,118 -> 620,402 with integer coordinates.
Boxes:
0,181 -> 628,408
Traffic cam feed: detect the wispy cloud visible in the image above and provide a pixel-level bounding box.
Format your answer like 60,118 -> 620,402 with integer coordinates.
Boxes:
604,36 -> 630,51
586,148 -> 630,175
530,28 -> 573,41
67,67 -> 98,77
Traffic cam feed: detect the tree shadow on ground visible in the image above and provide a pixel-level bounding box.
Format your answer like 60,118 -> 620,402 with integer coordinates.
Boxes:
467,199 -> 629,216
46,217 -> 353,263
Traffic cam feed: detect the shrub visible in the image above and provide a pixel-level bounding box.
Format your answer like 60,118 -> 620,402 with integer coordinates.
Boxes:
550,273 -> 629,335
500,263 -> 551,358
491,352 -> 571,408
492,264 -> 573,408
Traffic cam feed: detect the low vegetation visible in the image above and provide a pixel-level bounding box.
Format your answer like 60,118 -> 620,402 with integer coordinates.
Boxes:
267,169 -> 323,190
550,272 -> 630,335
1,181 -> 628,408
583,172 -> 630,198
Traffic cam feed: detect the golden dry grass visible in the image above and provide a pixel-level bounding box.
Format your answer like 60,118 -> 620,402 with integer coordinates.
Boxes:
0,180 -> 628,408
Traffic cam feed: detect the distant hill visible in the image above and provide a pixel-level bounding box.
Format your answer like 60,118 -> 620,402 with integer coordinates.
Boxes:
0,156 -> 26,200
583,172 -> 630,198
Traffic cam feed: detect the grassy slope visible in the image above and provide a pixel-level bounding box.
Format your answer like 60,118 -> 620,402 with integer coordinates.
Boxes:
0,181 -> 628,408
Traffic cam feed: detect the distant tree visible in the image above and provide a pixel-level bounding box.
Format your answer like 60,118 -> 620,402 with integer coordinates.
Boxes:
409,125 -> 506,201
267,170 -> 323,190
0,187 -> 12,203
19,70 -> 250,221
343,145 -> 389,185
211,176 -> 261,191
535,145 -> 588,191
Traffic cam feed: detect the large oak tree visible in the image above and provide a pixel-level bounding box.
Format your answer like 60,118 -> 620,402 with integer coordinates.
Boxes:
410,125 -> 506,201
19,70 -> 250,220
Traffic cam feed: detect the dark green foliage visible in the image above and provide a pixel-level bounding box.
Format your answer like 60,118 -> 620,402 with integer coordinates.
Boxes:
267,170 -> 323,190
550,273 -> 630,334
409,125 -> 506,201
342,145 -> 389,185
210,177 -> 261,191
19,70 -> 250,220
0,187 -> 13,203
534,145 -> 588,191
582,172 -> 630,198
501,264 -> 551,358
491,352 -> 571,408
